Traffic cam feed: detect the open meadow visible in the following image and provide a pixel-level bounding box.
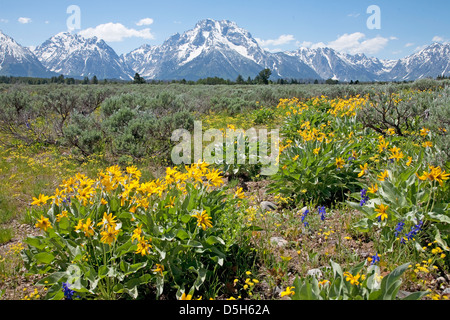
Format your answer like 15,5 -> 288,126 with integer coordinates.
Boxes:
0,79 -> 449,301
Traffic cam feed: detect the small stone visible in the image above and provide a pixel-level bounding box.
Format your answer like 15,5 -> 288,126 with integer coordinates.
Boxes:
436,277 -> 446,285
274,286 -> 283,296
261,201 -> 277,212
306,268 -> 323,279
270,237 -> 288,248
360,251 -> 370,258
442,288 -> 450,295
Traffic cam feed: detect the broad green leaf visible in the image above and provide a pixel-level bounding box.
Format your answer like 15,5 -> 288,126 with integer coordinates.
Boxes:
205,236 -> 225,246
24,237 -> 48,250
193,268 -> 207,290
35,252 -> 55,264
401,291 -> 429,300
36,272 -> 67,286
176,229 -> 190,240
115,240 -> 136,258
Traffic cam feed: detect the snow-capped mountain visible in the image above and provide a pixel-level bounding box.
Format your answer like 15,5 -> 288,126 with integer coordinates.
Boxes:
123,19 -> 319,80
1,20 -> 450,82
33,32 -> 134,80
282,47 -> 397,82
0,30 -> 53,77
123,19 -> 272,80
389,42 -> 450,81
121,19 -> 413,82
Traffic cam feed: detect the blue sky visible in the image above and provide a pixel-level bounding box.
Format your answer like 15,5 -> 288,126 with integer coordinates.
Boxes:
0,0 -> 449,60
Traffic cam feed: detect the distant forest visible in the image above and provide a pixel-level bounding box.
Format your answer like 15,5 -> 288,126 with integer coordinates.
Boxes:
1,68 -> 449,86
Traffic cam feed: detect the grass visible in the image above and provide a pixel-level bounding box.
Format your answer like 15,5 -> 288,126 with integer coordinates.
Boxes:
0,83 -> 449,300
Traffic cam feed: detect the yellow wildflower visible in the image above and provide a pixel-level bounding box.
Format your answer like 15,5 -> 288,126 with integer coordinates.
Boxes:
193,210 -> 213,231
31,194 -> 51,206
280,287 -> 295,298
35,215 -> 52,232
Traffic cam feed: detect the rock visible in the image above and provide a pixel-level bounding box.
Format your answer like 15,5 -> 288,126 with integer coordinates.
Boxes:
261,201 -> 277,212
270,237 -> 288,248
274,286 -> 282,295
436,277 -> 446,285
442,288 -> 450,295
306,268 -> 323,279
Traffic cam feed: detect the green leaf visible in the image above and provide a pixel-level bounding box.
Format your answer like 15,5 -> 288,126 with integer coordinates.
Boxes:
401,291 -> 429,300
353,218 -> 372,233
35,252 -> 55,264
350,261 -> 366,275
298,279 -> 318,300
193,268 -> 207,290
328,277 -> 343,300
291,276 -> 303,300
24,236 -> 48,250
180,214 -> 192,224
176,229 -> 190,241
45,283 -> 65,300
155,275 -> 164,299
36,272 -> 67,286
124,274 -> 152,299
426,212 -> 450,224
368,289 -> 382,300
115,239 -> 137,258
110,197 -> 120,213
243,225 -> 264,232
120,261 -> 147,276
205,236 -> 225,246
379,262 -> 410,300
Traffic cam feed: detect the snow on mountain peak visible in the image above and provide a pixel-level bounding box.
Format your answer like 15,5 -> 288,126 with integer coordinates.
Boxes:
33,31 -> 133,79
2,20 -> 450,81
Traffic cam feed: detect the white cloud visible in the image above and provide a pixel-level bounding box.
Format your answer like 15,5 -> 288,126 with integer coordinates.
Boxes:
0,18 -> 9,23
136,18 -> 154,26
348,13 -> 361,18
18,17 -> 32,24
405,42 -> 414,47
328,32 -> 389,55
297,33 -> 389,55
255,34 -> 295,47
78,22 -> 155,42
432,36 -> 444,42
389,36 -> 398,41
297,40 -> 326,49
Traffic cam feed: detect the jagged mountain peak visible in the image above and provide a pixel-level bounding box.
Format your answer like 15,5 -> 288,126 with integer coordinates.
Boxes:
0,30 -> 52,77
388,42 -> 450,81
1,20 -> 450,81
33,31 -> 134,80
124,18 -> 270,80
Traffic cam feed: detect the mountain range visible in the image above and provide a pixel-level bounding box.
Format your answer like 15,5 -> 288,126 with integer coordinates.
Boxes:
1,19 -> 450,82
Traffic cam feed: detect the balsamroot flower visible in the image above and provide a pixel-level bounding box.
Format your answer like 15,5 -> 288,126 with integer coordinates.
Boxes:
31,194 -> 51,206
375,204 -> 389,222
35,215 -> 52,232
193,210 -> 213,231
335,157 -> 345,170
280,287 -> 295,298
